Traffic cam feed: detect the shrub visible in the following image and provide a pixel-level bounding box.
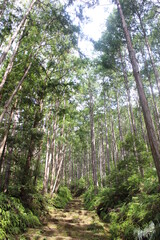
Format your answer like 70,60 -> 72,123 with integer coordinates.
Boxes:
25,192 -> 48,217
83,186 -> 99,210
107,178 -> 160,239
0,193 -> 41,238
83,168 -> 160,239
51,186 -> 72,208
70,178 -> 87,197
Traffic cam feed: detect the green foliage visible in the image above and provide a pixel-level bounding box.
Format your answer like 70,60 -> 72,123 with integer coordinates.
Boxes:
84,185 -> 128,220
70,178 -> 87,197
24,192 -> 48,217
0,193 -> 41,238
51,186 -> 72,209
84,173 -> 160,239
82,132 -> 160,239
0,228 -> 6,240
109,189 -> 160,239
83,186 -> 99,210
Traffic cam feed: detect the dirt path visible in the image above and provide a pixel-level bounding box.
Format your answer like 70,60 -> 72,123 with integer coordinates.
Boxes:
21,198 -> 109,240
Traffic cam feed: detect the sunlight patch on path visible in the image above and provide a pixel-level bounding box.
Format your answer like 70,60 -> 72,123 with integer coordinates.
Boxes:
20,198 -> 109,240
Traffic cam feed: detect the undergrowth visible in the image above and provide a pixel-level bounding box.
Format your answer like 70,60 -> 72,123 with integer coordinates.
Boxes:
0,186 -> 72,239
50,186 -> 72,208
0,193 -> 41,240
70,178 -> 86,197
84,172 -> 160,239
83,136 -> 160,239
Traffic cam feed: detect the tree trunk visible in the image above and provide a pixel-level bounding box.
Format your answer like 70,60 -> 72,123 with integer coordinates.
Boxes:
97,120 -> 103,187
116,0 -> 160,182
99,134 -> 103,187
3,113 -> 16,193
67,146 -> 72,185
0,63 -> 32,123
116,90 -> 123,142
61,145 -> 66,184
136,10 -> 160,95
33,141 -> 43,186
43,127 -> 51,194
148,75 -> 160,134
83,149 -> 87,180
137,100 -> 149,151
101,123 -> 106,181
89,80 -> 98,190
0,109 -> 13,162
21,110 -> 40,190
71,150 -> 74,183
115,89 -> 124,159
0,0 -> 36,67
51,103 -> 65,195
119,50 -> 137,136
50,100 -> 59,193
50,117 -> 58,193
0,108 -> 14,189
51,145 -> 65,196
103,88 -> 111,174
0,41 -> 44,123
0,141 -> 6,177
3,148 -> 12,192
3,106 -> 17,192
143,56 -> 160,140
111,115 -> 118,166
0,19 -> 28,91
33,99 -> 44,186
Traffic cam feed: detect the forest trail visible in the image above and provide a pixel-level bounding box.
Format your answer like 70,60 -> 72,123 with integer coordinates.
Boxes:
21,198 -> 109,240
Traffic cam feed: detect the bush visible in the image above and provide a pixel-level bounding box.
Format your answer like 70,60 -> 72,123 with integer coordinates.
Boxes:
0,193 -> 41,238
70,178 -> 87,197
83,186 -> 100,210
51,186 -> 72,208
83,167 -> 160,239
108,192 -> 160,239
25,192 -> 48,217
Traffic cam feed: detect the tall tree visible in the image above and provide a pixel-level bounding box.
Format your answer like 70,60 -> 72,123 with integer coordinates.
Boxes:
88,78 -> 98,189
114,0 -> 160,182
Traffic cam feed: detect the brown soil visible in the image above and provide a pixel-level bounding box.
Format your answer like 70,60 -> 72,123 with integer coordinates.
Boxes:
20,198 -> 109,240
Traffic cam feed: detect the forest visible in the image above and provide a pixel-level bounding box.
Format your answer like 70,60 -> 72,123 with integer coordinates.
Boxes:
0,0 -> 160,239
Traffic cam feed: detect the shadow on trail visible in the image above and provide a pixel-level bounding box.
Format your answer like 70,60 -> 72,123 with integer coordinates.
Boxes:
21,198 -> 109,240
